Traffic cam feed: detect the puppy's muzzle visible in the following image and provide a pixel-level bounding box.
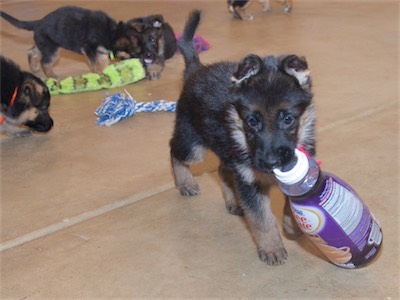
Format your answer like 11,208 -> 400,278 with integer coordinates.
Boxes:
143,51 -> 156,65
25,115 -> 54,132
256,146 -> 294,172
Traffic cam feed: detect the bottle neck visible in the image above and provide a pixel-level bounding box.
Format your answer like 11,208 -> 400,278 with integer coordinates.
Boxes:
289,170 -> 324,200
273,149 -> 321,197
273,149 -> 310,185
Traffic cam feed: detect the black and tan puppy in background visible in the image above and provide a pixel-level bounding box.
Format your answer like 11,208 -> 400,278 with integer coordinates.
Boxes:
170,10 -> 315,266
0,55 -> 53,137
0,6 -> 142,78
228,0 -> 293,20
127,14 -> 177,80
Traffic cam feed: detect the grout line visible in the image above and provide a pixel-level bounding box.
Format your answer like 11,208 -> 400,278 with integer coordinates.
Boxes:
317,101 -> 397,133
0,182 -> 175,252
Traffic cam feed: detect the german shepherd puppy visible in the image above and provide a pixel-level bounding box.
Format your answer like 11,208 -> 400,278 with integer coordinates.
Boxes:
0,56 -> 53,136
228,0 -> 293,20
127,14 -> 177,80
0,6 -> 142,78
170,10 -> 315,266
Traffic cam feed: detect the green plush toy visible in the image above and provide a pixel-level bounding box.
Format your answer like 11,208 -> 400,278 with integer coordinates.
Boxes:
45,58 -> 146,95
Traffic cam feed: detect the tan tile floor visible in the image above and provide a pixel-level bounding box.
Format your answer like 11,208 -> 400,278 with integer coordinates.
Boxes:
1,0 -> 398,298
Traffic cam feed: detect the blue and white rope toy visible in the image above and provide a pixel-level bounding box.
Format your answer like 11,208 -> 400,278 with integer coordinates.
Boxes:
95,90 -> 176,126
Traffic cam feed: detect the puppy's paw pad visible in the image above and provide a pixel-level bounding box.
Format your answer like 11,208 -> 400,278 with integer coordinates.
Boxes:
258,248 -> 288,266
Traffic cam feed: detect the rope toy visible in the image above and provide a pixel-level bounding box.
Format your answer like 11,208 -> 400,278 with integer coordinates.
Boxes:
95,90 -> 176,127
45,58 -> 146,95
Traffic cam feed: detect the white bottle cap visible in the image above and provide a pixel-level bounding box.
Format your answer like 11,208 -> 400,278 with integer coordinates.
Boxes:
273,149 -> 309,185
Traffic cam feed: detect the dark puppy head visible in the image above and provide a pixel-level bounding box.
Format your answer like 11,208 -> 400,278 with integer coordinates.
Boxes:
128,15 -> 165,65
142,24 -> 165,67
1,56 -> 53,135
113,21 -> 143,59
229,54 -> 313,172
128,14 -> 178,80
124,15 -> 164,80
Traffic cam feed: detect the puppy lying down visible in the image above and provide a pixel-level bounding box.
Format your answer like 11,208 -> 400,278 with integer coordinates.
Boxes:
0,55 -> 53,136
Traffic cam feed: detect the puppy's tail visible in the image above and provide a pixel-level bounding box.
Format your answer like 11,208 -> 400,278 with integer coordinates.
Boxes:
0,11 -> 39,31
179,10 -> 202,80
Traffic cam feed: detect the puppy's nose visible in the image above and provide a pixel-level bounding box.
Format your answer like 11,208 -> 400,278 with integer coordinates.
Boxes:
36,118 -> 54,132
261,154 -> 280,170
278,146 -> 294,167
264,147 -> 293,168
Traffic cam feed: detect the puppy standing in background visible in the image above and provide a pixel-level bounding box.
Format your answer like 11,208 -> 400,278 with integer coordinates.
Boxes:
170,10 -> 315,266
0,6 -> 142,78
0,56 -> 53,137
228,0 -> 293,20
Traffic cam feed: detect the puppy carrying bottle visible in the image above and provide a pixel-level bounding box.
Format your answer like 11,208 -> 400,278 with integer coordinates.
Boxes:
273,149 -> 383,268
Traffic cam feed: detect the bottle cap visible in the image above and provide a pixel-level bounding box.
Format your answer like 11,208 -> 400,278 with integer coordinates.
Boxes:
273,149 -> 309,184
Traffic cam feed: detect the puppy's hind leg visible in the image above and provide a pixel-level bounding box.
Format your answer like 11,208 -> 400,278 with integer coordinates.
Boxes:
170,135 -> 207,196
41,49 -> 60,79
218,163 -> 244,216
282,196 -> 303,239
28,45 -> 42,74
85,46 -> 110,73
171,156 -> 200,196
35,37 -> 60,78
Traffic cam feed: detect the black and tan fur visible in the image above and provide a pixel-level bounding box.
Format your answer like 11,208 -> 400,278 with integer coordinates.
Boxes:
0,56 -> 53,136
127,14 -> 177,80
170,10 -> 315,266
0,6 -> 142,78
228,0 -> 293,20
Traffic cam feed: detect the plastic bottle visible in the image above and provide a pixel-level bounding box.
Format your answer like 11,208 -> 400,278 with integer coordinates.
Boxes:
273,149 -> 383,268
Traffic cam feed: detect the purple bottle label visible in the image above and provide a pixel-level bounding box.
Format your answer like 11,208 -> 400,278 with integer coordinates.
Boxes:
291,174 -> 383,268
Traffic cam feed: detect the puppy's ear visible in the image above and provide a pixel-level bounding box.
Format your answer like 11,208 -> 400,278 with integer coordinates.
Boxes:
150,15 -> 165,28
116,21 -> 128,32
280,55 -> 311,91
19,75 -> 49,107
231,54 -> 263,87
127,20 -> 144,33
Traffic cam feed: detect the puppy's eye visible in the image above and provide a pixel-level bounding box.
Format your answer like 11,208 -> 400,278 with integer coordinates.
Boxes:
247,116 -> 261,131
24,86 -> 31,95
149,36 -> 156,43
282,115 -> 295,127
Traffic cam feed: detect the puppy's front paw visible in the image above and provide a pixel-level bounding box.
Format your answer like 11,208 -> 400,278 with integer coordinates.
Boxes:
14,129 -> 33,137
178,181 -> 200,196
147,70 -> 161,80
145,63 -> 163,80
258,247 -> 288,266
3,126 -> 33,137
